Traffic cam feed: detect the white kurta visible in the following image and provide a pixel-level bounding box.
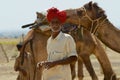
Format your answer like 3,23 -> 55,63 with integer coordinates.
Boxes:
42,31 -> 77,80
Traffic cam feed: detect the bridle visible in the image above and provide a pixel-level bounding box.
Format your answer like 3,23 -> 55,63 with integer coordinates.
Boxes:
78,7 -> 107,35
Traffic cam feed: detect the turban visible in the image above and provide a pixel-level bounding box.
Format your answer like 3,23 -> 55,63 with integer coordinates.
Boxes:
47,7 -> 66,23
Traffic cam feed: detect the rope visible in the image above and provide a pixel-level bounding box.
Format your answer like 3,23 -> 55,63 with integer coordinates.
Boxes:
77,19 -> 84,40
93,18 -> 107,34
20,38 -> 32,65
80,7 -> 107,34
30,37 -> 37,80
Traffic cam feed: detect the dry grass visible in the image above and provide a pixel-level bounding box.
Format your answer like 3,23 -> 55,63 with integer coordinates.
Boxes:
0,38 -> 19,45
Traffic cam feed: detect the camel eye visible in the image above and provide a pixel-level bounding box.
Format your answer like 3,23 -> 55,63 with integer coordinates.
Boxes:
77,10 -> 84,17
37,16 -> 39,18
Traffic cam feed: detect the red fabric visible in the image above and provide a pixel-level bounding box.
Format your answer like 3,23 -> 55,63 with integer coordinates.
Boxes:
47,7 -> 66,23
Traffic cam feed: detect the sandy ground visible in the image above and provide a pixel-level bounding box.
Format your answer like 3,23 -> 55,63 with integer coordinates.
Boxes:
0,45 -> 120,80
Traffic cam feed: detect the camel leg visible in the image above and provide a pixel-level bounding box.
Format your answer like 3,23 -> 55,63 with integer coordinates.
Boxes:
69,57 -> 84,80
80,53 -> 98,80
70,63 -> 76,80
94,37 -> 117,80
77,57 -> 84,80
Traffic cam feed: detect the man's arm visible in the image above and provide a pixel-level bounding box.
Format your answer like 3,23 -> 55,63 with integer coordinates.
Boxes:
41,56 -> 77,69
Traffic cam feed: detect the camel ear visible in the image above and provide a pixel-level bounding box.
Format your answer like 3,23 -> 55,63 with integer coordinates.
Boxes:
36,12 -> 39,15
93,2 -> 106,18
36,12 -> 45,18
88,1 -> 92,6
93,3 -> 99,9
84,1 -> 93,10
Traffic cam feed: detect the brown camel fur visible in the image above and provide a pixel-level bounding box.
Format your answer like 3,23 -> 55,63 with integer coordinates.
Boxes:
14,52 -> 34,80
19,28 -> 50,80
65,1 -> 120,53
33,2 -> 120,53
33,2 -> 120,79
65,2 -> 120,80
19,11 -> 117,80
62,24 -> 117,80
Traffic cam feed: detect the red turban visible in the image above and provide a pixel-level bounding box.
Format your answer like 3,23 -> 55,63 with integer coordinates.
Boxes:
47,7 -> 66,23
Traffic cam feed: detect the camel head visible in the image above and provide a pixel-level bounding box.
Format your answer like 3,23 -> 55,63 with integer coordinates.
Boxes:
21,12 -> 49,29
74,1 -> 107,32
35,12 -> 46,23
65,1 -> 107,33
29,12 -> 50,32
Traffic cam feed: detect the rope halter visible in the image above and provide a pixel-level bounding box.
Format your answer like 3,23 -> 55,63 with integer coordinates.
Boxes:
78,7 -> 107,35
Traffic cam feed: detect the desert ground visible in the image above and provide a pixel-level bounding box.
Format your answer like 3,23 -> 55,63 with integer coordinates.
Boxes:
0,38 -> 120,80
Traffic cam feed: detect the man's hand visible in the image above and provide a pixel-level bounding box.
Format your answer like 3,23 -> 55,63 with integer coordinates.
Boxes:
37,61 -> 47,68
37,61 -> 56,70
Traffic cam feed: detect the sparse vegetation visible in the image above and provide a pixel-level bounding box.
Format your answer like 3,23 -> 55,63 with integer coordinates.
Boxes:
0,38 -> 20,63
0,38 -> 20,45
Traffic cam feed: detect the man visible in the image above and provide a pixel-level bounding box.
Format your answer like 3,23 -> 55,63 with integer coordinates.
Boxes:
37,7 -> 77,80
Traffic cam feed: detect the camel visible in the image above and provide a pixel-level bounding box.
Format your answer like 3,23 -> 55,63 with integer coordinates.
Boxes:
20,11 -> 118,80
62,24 -> 117,80
14,50 -> 34,80
33,2 -> 120,53
65,1 -> 120,53
19,28 -> 50,80
29,2 -> 120,79
64,2 -> 120,79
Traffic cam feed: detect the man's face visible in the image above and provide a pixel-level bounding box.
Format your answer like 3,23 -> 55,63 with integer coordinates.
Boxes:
49,18 -> 62,32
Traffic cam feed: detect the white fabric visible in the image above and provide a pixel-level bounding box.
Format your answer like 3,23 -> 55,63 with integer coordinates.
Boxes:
42,31 -> 77,80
